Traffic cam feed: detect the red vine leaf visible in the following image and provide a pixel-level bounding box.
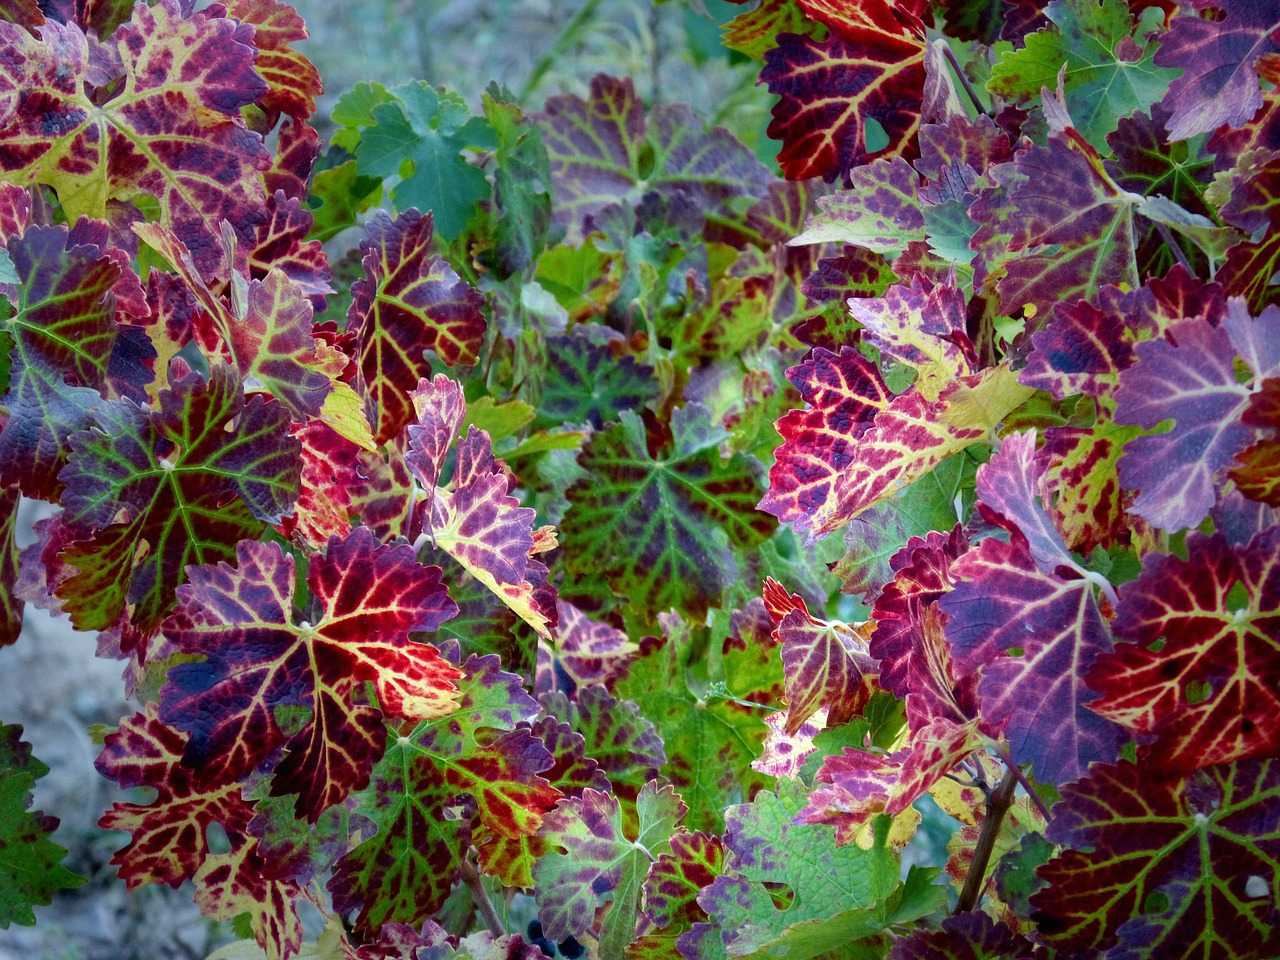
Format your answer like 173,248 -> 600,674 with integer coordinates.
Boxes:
159,529 -> 460,821
759,1 -> 925,181
0,2 -> 272,279
348,210 -> 486,443
1086,529 -> 1280,772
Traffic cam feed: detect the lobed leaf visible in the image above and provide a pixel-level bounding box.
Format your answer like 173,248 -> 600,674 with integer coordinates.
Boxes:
0,722 -> 83,927
159,529 -> 460,821
58,365 -> 301,641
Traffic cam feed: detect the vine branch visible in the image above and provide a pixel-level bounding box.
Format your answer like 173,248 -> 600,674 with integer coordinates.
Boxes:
954,761 -> 1018,915
460,857 -> 505,937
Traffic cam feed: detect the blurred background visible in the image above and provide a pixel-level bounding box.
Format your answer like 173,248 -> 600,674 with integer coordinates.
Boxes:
0,2 -> 776,958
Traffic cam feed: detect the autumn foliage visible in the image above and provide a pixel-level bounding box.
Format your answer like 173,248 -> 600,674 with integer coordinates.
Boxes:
1,1 -> 1279,958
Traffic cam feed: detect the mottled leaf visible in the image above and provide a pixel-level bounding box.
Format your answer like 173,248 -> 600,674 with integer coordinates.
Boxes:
135,222 -> 331,418
58,365 -> 301,639
1086,529 -> 1280,772
348,210 -> 486,443
0,221 -> 141,498
940,523 -> 1126,785
760,9 -> 925,182
1115,303 -> 1280,531
1154,0 -> 1280,141
159,530 -> 460,820
987,0 -> 1178,144
1030,758 -> 1280,959
329,655 -> 557,935
537,75 -> 770,243
0,2 -> 271,279
535,783 -> 686,959
789,158 -> 924,254
562,405 -> 773,620
223,0 -> 320,120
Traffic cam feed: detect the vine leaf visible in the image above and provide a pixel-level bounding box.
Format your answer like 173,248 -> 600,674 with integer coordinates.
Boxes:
94,707 -> 301,960
762,358 -> 1031,543
764,577 -> 877,733
688,779 -> 946,959
939,434 -> 1127,784
57,365 -> 301,643
328,655 -> 560,936
788,158 -> 924,254
614,617 -> 771,832
0,1 -> 272,279
0,220 -> 148,499
561,406 -> 773,619
1030,758 -> 1280,958
1154,0 -> 1280,141
986,0 -> 1178,144
348,210 -> 486,443
536,74 -> 770,243
534,783 -> 686,960
0,722 -> 83,927
159,529 -> 461,821
759,0 -> 925,182
408,379 -> 558,639
135,222 -> 331,419
969,125 -> 1139,317
1115,303 -> 1280,532
222,0 -> 321,121
1086,528 -> 1280,773
356,81 -> 496,240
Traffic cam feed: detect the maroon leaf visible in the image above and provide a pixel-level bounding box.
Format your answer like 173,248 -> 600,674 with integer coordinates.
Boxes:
940,523 -> 1126,784
348,210 -> 486,443
1154,0 -> 1280,141
159,530 -> 460,820
1115,303 -> 1280,531
760,16 -> 924,183
1087,529 -> 1280,772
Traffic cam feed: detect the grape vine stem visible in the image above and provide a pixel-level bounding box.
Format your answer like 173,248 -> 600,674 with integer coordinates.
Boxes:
460,856 -> 505,936
954,760 -> 1018,915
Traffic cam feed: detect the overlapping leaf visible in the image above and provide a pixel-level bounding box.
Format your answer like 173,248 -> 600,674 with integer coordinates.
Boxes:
159,529 -> 460,821
1086,529 -> 1280,772
788,158 -> 924,254
686,778 -> 946,960
986,0 -> 1178,144
939,434 -> 1127,784
537,74 -> 770,242
223,0 -> 321,121
355,82 -> 496,240
57,365 -> 300,640
762,358 -> 1031,543
764,578 -> 877,732
95,706 -> 301,960
348,210 -> 486,443
0,722 -> 82,926
0,219 -> 147,498
0,1 -> 272,279
534,334 -> 657,430
535,783 -> 686,960
1115,301 -> 1280,531
615,620 -> 770,832
540,686 -> 665,794
969,126 -> 1139,317
329,655 -> 560,935
1154,0 -> 1280,141
135,222 -> 331,419
759,1 -> 925,182
1030,758 -> 1280,958
561,405 -> 773,619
